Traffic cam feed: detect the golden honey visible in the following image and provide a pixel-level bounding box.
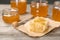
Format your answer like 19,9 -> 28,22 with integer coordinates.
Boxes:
30,4 -> 37,17
30,3 -> 48,17
18,2 -> 27,14
10,1 -> 17,9
30,3 -> 40,17
39,3 -> 48,17
52,7 -> 60,22
2,11 -> 20,24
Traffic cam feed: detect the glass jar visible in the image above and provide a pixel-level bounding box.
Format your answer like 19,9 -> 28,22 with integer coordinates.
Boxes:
30,0 -> 40,17
2,8 -> 20,24
10,0 -> 18,9
30,0 -> 48,17
39,0 -> 48,17
17,0 -> 27,14
52,1 -> 60,22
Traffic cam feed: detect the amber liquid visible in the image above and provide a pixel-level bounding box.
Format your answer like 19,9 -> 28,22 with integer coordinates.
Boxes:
31,5 -> 37,17
30,3 -> 40,17
10,1 -> 17,9
18,2 -> 27,14
3,14 -> 19,24
39,3 -> 48,17
31,3 -> 48,17
52,7 -> 60,22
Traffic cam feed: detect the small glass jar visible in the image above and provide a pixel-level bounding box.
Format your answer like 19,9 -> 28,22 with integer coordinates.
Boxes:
52,1 -> 60,22
2,8 -> 20,24
30,0 -> 48,17
10,0 -> 18,9
39,0 -> 48,17
30,0 -> 40,17
17,0 -> 27,14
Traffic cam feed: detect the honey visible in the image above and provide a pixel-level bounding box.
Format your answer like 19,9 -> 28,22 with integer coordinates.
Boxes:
10,1 -> 17,9
2,9 -> 20,24
10,0 -> 27,15
30,3 -> 40,17
3,14 -> 19,24
30,3 -> 37,17
30,2 -> 48,17
52,7 -> 60,22
39,3 -> 48,17
17,2 -> 27,14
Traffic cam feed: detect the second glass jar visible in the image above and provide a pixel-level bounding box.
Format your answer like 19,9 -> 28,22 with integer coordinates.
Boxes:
30,0 -> 48,17
10,0 -> 27,15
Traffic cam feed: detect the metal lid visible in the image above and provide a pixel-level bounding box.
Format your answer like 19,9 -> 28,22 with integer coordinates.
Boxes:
54,1 -> 60,5
11,9 -> 18,12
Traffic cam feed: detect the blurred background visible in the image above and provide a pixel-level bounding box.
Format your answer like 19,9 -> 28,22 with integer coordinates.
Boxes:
0,0 -> 60,4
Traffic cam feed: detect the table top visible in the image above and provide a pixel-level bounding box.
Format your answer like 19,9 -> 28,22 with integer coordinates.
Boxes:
0,4 -> 60,40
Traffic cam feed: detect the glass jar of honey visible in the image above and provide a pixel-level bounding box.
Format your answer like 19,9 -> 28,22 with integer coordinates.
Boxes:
30,0 -> 40,17
52,1 -> 60,22
18,0 -> 27,15
30,0 -> 48,17
2,8 -> 20,24
39,0 -> 48,17
10,0 -> 18,9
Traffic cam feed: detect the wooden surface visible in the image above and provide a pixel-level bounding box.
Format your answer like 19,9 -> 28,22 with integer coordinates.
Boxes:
0,4 -> 60,40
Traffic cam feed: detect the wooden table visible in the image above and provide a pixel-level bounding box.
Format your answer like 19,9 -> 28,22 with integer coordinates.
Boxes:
0,4 -> 60,40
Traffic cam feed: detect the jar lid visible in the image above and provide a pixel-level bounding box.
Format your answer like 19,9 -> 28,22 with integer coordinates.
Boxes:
54,7 -> 59,9
42,3 -> 47,6
54,1 -> 60,5
11,9 -> 18,12
19,0 -> 26,2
